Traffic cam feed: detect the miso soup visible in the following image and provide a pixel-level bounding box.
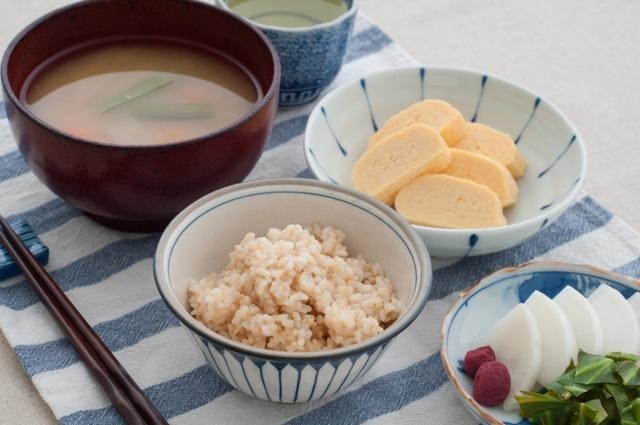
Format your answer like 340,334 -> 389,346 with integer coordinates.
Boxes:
227,0 -> 349,28
23,38 -> 260,146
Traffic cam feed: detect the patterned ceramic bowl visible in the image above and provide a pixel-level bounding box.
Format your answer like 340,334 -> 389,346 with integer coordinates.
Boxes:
154,178 -> 431,403
440,261 -> 640,425
217,0 -> 358,107
304,66 -> 588,257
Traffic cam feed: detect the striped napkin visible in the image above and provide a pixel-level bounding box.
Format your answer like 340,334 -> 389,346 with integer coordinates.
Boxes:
1,13 -> 640,425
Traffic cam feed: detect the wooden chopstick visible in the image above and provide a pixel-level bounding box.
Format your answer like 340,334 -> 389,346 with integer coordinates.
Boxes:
0,225 -> 146,424
0,216 -> 168,425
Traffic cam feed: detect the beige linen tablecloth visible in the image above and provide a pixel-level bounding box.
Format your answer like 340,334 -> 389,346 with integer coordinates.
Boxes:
0,0 -> 638,423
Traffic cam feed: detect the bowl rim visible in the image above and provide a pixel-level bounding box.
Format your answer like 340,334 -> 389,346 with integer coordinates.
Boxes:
0,0 -> 281,151
439,260 -> 640,425
216,0 -> 360,33
303,65 -> 588,235
153,177 -> 432,361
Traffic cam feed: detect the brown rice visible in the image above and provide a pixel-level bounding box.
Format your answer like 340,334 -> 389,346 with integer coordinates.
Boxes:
188,223 -> 403,352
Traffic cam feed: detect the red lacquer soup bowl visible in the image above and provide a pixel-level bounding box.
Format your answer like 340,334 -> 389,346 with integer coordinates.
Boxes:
1,0 -> 280,232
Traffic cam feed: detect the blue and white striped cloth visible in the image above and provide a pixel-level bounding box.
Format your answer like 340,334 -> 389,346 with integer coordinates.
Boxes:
1,14 -> 640,425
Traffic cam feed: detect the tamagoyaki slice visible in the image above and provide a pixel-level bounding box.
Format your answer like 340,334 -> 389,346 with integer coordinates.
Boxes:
352,124 -> 451,205
395,174 -> 506,228
368,99 -> 465,148
453,122 -> 527,178
443,148 -> 519,207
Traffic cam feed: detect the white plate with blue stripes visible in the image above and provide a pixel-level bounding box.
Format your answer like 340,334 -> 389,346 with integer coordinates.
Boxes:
304,66 -> 587,257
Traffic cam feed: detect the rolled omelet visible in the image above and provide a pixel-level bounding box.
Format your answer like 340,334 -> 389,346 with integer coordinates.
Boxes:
453,122 -> 527,178
443,149 -> 519,207
395,174 -> 506,228
368,99 -> 465,148
352,124 -> 451,205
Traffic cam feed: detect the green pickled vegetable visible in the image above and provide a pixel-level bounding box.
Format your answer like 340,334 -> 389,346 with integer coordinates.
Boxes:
620,398 -> 640,425
132,103 -> 213,120
604,384 -> 629,410
605,353 -> 640,363
575,352 -> 617,385
517,350 -> 640,425
580,400 -> 608,424
615,361 -> 640,386
547,369 -> 593,399
528,406 -> 571,425
516,391 -> 572,418
100,76 -> 173,112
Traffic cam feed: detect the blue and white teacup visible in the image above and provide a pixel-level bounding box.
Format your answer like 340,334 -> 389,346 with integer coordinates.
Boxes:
217,0 -> 358,107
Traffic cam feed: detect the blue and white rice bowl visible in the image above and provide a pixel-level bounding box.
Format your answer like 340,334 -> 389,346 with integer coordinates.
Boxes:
440,261 -> 640,425
304,66 -> 588,257
154,178 -> 431,403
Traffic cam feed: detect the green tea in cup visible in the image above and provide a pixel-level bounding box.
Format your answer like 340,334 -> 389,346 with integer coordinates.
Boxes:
226,0 -> 348,28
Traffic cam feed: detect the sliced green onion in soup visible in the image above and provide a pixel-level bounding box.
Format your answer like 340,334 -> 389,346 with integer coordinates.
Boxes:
99,76 -> 173,113
132,103 -> 213,120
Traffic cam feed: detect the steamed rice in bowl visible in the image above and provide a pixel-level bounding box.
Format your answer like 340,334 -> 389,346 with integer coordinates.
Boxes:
154,178 -> 432,403
188,223 -> 403,352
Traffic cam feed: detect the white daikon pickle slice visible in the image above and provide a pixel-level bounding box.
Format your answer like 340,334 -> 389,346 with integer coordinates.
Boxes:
484,303 -> 542,411
525,291 -> 578,386
627,292 -> 640,322
554,286 -> 605,355
589,285 -> 640,354
627,292 -> 640,354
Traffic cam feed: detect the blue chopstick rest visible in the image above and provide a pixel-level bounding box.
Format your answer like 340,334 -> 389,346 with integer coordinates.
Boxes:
0,220 -> 49,280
